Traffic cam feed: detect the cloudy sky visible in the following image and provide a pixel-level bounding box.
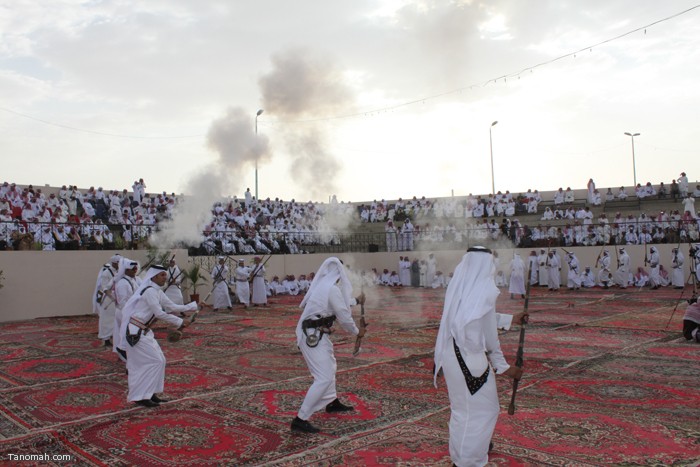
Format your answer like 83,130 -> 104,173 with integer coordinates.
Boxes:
2,0 -> 699,203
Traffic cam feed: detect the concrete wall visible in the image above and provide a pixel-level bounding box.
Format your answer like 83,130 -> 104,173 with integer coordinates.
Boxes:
0,244 -> 694,323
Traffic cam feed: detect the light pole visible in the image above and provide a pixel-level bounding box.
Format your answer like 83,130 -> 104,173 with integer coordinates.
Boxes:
624,132 -> 640,187
255,109 -> 264,200
489,121 -> 498,195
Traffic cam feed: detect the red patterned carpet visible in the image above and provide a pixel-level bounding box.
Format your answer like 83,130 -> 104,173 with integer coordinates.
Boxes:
1,285 -> 699,466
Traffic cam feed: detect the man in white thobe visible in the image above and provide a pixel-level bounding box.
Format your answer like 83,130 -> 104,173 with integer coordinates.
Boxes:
164,258 -> 184,305
210,256 -> 232,311
566,252 -> 582,290
547,250 -> 561,291
538,249 -> 548,287
597,250 -> 613,288
93,254 -> 121,346
426,253 -> 437,287
648,247 -> 662,289
614,248 -> 631,289
234,259 -> 251,307
113,260 -> 140,362
508,254 -> 526,299
671,248 -> 685,289
433,247 -> 524,466
251,256 -> 268,306
292,257 -> 365,433
121,266 -> 200,407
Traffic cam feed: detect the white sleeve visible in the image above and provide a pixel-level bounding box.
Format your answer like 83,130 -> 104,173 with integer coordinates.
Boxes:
329,286 -> 360,336
496,313 -> 514,331
483,312 -> 510,374
158,289 -> 198,316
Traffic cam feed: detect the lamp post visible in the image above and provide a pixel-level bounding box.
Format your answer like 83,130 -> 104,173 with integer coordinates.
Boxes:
489,121 -> 498,195
255,109 -> 264,200
624,132 -> 640,188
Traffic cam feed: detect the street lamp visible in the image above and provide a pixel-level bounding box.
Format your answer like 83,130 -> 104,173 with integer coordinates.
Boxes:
255,109 -> 264,200
489,121 -> 498,195
624,132 -> 640,188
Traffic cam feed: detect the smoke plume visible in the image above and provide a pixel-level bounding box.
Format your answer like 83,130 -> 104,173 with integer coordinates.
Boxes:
150,107 -> 271,248
259,48 -> 355,200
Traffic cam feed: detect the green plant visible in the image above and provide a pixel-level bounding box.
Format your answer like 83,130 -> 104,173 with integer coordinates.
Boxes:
182,263 -> 208,295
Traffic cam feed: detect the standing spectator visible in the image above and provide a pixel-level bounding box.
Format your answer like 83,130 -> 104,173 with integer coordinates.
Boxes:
508,253 -> 526,299
678,172 -> 689,198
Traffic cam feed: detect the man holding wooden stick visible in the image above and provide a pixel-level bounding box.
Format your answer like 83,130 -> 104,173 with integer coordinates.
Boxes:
433,247 -> 526,466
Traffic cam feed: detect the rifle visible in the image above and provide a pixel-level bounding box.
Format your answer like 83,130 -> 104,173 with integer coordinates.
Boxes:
203,263 -> 229,303
248,254 -> 272,283
164,267 -> 184,292
508,266 -> 532,415
352,285 -> 367,356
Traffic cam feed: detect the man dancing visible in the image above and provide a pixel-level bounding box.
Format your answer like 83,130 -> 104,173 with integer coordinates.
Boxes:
291,257 -> 366,433
120,265 -> 204,407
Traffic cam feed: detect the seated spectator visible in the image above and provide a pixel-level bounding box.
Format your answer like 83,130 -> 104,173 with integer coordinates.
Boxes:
553,188 -> 565,205
644,182 -> 657,198
605,188 -> 615,202
564,188 -> 574,203
670,180 -> 680,200
617,186 -> 628,200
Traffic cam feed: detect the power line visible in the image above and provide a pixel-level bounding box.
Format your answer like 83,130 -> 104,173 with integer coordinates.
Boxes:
2,4 -> 699,134
0,106 -> 204,139
271,3 -> 700,124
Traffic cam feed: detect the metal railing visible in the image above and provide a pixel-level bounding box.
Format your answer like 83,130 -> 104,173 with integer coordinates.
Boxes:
1,217 -> 698,253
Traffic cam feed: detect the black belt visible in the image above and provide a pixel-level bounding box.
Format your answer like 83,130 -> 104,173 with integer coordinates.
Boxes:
453,339 -> 489,395
302,315 -> 336,329
302,315 -> 336,348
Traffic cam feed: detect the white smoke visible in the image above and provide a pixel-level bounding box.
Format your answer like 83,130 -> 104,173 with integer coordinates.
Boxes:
150,107 -> 271,248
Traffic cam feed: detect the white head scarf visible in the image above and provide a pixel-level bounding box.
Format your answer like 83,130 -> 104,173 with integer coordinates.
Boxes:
434,247 -> 499,386
511,253 -> 525,274
118,266 -> 166,341
92,255 -> 122,314
298,257 -> 353,320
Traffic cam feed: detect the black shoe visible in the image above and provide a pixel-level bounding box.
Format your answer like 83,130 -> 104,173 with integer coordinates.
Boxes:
326,398 -> 354,413
151,395 -> 169,404
104,339 -> 112,347
135,399 -> 159,408
489,441 -> 494,452
291,416 -> 320,433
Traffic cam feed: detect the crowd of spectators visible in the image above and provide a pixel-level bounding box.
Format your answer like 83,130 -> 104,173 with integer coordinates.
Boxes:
1,172 -> 697,253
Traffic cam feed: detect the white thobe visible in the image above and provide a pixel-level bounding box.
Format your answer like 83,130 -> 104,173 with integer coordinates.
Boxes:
509,260 -> 526,295
164,266 -> 184,305
547,255 -> 560,289
125,287 -> 196,402
538,254 -> 548,286
441,312 -> 511,467
296,286 -> 359,420
251,265 -> 267,305
113,276 -> 139,354
94,265 -> 117,340
671,252 -> 685,287
648,252 -> 662,287
426,257 -> 437,287
210,265 -> 232,309
234,266 -> 251,305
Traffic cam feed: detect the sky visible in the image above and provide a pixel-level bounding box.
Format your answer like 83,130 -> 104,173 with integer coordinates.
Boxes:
1,0 -> 699,204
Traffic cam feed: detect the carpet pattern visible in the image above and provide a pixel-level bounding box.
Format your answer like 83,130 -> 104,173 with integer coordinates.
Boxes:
1,285 -> 699,466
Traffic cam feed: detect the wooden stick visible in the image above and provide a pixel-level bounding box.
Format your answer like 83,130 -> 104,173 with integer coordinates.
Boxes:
508,266 -> 532,416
